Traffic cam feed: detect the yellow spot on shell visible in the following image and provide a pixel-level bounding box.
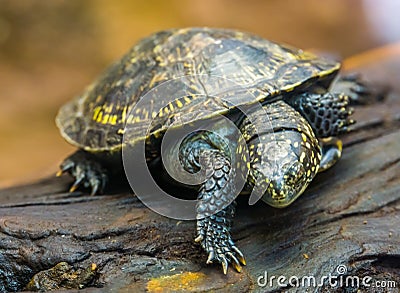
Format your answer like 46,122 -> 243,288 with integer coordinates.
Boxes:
102,114 -> 110,124
109,115 -> 118,125
96,111 -> 103,123
147,272 -> 206,293
127,115 -> 134,124
144,110 -> 149,120
176,100 -> 183,108
184,96 -> 192,104
299,152 -> 306,163
121,106 -> 127,123
105,104 -> 113,113
92,107 -> 102,120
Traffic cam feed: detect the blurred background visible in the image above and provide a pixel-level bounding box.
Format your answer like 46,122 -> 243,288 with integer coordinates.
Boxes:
0,0 -> 399,187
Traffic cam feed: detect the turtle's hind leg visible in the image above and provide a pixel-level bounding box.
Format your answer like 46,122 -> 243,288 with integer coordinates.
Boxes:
286,92 -> 353,172
57,150 -> 108,195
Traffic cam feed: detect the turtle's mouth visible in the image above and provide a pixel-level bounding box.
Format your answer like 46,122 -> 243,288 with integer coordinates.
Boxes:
260,168 -> 309,208
261,184 -> 305,208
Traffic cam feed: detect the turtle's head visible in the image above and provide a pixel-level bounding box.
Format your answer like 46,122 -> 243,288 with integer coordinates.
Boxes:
248,132 -> 321,208
261,159 -> 309,208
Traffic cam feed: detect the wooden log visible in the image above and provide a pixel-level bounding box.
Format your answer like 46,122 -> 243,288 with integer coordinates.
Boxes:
1,49 -> 399,292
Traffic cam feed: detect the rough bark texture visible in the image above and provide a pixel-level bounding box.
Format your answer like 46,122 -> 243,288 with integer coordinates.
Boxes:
1,55 -> 399,293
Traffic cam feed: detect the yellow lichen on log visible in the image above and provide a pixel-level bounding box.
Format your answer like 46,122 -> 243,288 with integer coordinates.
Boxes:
146,272 -> 206,293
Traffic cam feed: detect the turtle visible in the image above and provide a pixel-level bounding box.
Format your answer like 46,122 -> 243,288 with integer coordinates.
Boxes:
56,27 -> 376,274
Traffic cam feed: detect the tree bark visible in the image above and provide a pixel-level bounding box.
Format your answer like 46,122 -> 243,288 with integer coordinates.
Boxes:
1,51 -> 399,292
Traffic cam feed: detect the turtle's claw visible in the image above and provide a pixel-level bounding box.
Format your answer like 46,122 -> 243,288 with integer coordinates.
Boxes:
227,252 -> 242,271
90,181 -> 100,196
231,260 -> 242,273
88,174 -> 105,196
196,215 -> 245,274
69,172 -> 84,192
69,183 -> 79,193
206,251 -> 215,264
231,245 -> 246,265
221,256 -> 228,275
195,235 -> 203,243
57,160 -> 74,177
238,255 -> 246,266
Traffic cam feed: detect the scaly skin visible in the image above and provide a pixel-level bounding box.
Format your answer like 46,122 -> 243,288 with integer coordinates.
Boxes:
178,133 -> 246,274
194,150 -> 246,274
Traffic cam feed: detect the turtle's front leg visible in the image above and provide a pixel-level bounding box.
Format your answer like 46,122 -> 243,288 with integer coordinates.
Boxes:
180,142 -> 246,274
196,201 -> 246,274
286,93 -> 353,171
286,92 -> 354,138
